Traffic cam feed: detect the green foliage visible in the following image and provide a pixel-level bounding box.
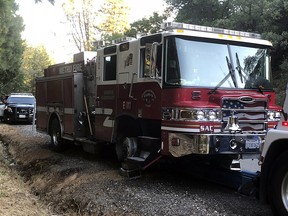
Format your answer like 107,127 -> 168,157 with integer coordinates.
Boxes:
100,11 -> 168,45
99,32 -> 124,47
166,0 -> 232,26
63,0 -> 130,50
20,43 -> 54,94
98,0 -> 130,36
62,0 -> 99,51
35,0 -> 54,4
125,12 -> 168,37
223,0 -> 265,31
0,0 -> 24,96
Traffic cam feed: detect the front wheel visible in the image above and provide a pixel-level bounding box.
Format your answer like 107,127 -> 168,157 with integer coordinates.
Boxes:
270,151 -> 288,216
50,118 -> 65,152
116,137 -> 138,162
3,113 -> 12,124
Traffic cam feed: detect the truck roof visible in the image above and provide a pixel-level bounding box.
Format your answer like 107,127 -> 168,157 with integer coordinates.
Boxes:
160,22 -> 272,47
97,22 -> 272,51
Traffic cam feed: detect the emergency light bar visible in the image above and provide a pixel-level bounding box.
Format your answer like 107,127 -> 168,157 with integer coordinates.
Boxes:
112,37 -> 135,44
161,22 -> 262,39
93,41 -> 105,48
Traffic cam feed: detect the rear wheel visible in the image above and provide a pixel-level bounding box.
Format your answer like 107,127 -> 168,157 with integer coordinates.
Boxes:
270,151 -> 288,216
50,118 -> 65,152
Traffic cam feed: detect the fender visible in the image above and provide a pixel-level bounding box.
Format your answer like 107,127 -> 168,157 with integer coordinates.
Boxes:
48,111 -> 63,136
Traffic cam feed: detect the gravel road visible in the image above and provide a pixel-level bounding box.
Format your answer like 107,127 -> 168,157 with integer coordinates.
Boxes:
0,124 -> 274,216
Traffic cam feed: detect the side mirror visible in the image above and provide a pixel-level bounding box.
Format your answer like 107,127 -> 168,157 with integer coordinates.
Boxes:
283,83 -> 288,120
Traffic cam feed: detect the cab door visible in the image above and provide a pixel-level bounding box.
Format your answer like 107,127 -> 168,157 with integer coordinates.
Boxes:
94,47 -> 117,142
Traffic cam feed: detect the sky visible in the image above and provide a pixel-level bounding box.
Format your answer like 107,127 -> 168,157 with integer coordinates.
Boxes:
16,0 -> 167,63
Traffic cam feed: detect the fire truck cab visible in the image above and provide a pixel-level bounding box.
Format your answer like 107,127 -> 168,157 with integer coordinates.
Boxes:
36,22 -> 281,175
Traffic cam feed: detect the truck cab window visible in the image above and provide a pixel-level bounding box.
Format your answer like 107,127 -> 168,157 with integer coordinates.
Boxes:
140,48 -> 150,78
103,55 -> 116,81
140,45 -> 162,78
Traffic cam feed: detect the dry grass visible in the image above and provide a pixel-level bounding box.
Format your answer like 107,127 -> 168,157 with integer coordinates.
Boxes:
0,124 -> 51,216
0,164 -> 51,216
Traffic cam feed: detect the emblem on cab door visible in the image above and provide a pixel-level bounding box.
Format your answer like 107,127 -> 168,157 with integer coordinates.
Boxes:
142,90 -> 156,107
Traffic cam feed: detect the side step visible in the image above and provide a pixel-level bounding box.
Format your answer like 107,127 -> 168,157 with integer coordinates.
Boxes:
119,155 -> 163,179
119,161 -> 142,179
119,136 -> 162,179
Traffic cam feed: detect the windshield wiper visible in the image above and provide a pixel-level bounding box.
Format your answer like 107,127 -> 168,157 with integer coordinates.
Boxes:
235,53 -> 243,83
208,56 -> 237,94
208,45 -> 238,94
227,45 -> 238,88
235,52 -> 249,84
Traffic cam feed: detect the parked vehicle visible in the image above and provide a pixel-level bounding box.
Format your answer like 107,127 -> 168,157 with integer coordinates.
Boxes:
36,21 -> 281,170
0,100 -> 5,121
36,22 -> 284,214
258,83 -> 288,216
3,93 -> 36,124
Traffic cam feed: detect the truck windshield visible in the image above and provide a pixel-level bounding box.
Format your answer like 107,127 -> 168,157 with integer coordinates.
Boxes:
164,36 -> 273,90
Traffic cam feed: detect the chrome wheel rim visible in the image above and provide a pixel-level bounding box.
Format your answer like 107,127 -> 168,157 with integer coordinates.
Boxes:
52,131 -> 59,146
281,171 -> 288,211
123,137 -> 137,158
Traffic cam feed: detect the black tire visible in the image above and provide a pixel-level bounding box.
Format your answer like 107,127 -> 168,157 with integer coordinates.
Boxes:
50,118 -> 65,152
3,114 -> 12,124
116,137 -> 138,162
270,151 -> 288,216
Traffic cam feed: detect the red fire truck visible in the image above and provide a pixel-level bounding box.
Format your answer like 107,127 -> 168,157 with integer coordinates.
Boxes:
36,22 -> 281,175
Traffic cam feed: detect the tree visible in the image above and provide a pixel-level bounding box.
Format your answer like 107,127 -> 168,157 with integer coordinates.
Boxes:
221,0 -> 265,31
20,43 -> 54,94
260,0 -> 288,104
62,0 -> 99,51
125,12 -> 168,37
35,0 -> 54,4
0,0 -> 24,96
165,0 -> 232,26
98,0 -> 130,35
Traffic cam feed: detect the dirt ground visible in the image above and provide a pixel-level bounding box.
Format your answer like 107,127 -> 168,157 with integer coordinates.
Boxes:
0,124 -> 125,216
0,123 -> 274,216
0,125 -> 52,216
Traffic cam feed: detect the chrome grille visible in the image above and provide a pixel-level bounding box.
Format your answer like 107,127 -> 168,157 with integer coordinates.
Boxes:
16,108 -> 30,115
222,98 -> 267,132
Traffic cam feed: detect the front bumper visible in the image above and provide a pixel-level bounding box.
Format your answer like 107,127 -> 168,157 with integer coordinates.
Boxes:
167,132 -> 264,157
5,111 -> 34,123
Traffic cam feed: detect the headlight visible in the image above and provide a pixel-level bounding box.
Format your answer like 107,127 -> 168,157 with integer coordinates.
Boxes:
6,107 -> 13,112
196,110 -> 205,120
163,108 -> 221,122
267,110 -> 281,121
207,110 -> 217,121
